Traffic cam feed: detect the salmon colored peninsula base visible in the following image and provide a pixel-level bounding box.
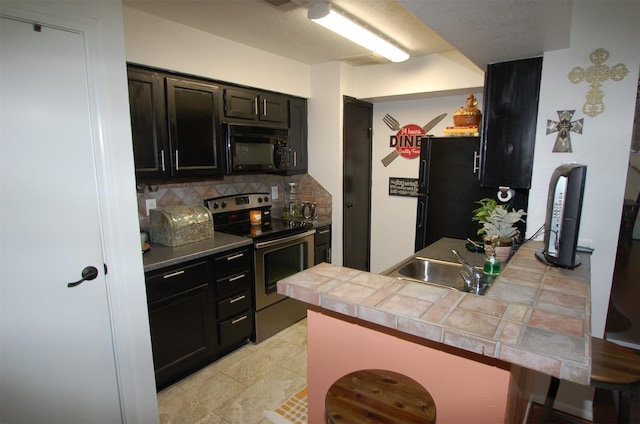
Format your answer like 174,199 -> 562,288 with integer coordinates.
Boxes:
306,308 -> 528,423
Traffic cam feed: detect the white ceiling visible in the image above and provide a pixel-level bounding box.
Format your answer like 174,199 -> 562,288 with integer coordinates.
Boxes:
123,0 -> 572,70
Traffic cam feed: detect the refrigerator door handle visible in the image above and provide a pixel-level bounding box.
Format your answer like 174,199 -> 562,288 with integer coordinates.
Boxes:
420,159 -> 428,188
473,151 -> 480,174
416,200 -> 425,229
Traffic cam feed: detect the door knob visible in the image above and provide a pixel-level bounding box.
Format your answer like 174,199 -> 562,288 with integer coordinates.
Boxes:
67,266 -> 99,288
345,202 -> 354,208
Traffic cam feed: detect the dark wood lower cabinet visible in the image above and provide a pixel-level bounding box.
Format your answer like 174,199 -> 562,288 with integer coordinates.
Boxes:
213,247 -> 254,349
147,283 -> 214,389
314,225 -> 332,264
145,248 -> 254,390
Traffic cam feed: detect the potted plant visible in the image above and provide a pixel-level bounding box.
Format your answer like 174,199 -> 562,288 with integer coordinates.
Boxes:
472,198 -> 526,262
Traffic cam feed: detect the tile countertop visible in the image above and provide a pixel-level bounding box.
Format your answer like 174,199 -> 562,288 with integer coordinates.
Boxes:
277,238 -> 592,384
142,232 -> 252,272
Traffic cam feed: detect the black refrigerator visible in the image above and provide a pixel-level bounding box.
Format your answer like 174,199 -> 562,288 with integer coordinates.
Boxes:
414,136 -> 528,251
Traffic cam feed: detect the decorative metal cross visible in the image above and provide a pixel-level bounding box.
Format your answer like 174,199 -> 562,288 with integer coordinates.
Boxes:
547,110 -> 583,153
568,47 -> 629,117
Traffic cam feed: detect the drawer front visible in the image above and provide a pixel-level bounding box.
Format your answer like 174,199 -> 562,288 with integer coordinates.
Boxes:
216,270 -> 251,299
218,312 -> 253,347
217,290 -> 251,321
314,225 -> 331,246
214,248 -> 251,277
146,259 -> 210,303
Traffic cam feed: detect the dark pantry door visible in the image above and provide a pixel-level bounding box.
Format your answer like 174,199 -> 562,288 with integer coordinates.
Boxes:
343,96 -> 373,271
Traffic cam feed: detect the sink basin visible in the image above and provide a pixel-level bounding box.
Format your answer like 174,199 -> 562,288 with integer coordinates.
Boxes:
384,257 -> 487,293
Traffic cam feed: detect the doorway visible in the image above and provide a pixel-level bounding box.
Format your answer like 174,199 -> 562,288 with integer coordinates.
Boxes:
605,80 -> 640,349
343,96 -> 373,271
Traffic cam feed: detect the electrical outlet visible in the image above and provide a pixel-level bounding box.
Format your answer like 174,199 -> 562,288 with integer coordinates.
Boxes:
145,199 -> 157,216
271,185 -> 279,199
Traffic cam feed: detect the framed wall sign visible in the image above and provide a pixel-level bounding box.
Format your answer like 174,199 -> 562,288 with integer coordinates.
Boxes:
389,177 -> 419,197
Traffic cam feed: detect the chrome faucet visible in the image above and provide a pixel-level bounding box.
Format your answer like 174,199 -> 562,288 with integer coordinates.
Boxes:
452,249 -> 486,295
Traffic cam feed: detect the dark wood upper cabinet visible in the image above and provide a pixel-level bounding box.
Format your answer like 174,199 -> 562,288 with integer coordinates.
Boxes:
127,64 -> 308,181
223,87 -> 288,125
166,77 -> 223,178
261,92 -> 288,124
223,87 -> 257,121
127,68 -> 169,181
480,57 -> 543,189
127,65 -> 224,182
287,97 -> 308,174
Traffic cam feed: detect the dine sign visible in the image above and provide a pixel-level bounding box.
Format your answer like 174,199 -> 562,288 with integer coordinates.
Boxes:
389,124 -> 426,159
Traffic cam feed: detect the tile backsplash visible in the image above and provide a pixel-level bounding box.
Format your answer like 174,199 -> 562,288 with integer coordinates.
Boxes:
137,173 -> 331,230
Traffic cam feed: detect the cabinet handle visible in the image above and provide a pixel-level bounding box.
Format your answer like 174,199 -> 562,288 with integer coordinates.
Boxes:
232,315 -> 248,325
318,229 -> 330,235
473,151 -> 480,174
230,295 -> 246,303
163,270 -> 185,279
175,150 -> 179,170
160,150 -> 166,172
254,98 -> 258,116
226,253 -> 244,261
263,98 -> 267,116
229,274 -> 245,282
293,151 -> 297,167
326,248 -> 332,263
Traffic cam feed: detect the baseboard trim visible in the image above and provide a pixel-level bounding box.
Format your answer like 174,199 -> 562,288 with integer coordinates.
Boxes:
605,337 -> 640,351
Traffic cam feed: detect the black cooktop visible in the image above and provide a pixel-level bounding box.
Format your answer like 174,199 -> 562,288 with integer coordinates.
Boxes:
219,218 -> 312,240
205,193 -> 312,241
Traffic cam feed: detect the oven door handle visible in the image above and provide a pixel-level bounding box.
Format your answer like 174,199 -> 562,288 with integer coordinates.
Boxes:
254,229 -> 316,250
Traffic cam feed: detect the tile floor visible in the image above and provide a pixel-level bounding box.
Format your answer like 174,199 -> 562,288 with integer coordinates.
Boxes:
157,319 -> 308,424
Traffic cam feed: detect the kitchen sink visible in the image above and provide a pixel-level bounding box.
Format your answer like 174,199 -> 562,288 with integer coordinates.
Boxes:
385,257 -> 477,293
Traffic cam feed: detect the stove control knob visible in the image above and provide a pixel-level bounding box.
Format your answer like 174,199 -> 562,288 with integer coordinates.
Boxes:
221,201 -> 227,209
212,202 -> 219,209
264,196 -> 269,202
257,197 -> 263,203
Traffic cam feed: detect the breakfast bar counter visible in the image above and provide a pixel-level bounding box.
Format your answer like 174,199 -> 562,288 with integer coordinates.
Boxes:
277,238 -> 591,423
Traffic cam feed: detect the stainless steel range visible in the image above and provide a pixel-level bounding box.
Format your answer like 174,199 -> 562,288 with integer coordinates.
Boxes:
205,193 -> 314,343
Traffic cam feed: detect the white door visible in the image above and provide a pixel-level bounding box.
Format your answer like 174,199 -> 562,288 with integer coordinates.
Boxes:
0,16 -> 122,423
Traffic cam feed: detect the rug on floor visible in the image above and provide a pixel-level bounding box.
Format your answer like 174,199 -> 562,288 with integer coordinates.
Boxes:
263,385 -> 308,424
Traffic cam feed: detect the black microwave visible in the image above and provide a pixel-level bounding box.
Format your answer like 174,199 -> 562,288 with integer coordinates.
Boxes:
225,124 -> 290,173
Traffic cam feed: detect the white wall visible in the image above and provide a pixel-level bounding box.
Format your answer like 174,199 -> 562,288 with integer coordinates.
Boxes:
122,6 -> 310,97
308,52 -> 483,267
369,94 -> 483,273
348,51 -> 483,270
528,1 -> 639,338
308,62 -> 354,265
355,51 -> 484,101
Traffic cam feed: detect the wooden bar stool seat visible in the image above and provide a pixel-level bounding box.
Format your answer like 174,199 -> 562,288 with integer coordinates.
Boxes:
541,337 -> 640,424
325,369 -> 436,424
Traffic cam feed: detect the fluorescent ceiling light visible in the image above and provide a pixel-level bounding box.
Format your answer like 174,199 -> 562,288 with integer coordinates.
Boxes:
308,3 -> 409,63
